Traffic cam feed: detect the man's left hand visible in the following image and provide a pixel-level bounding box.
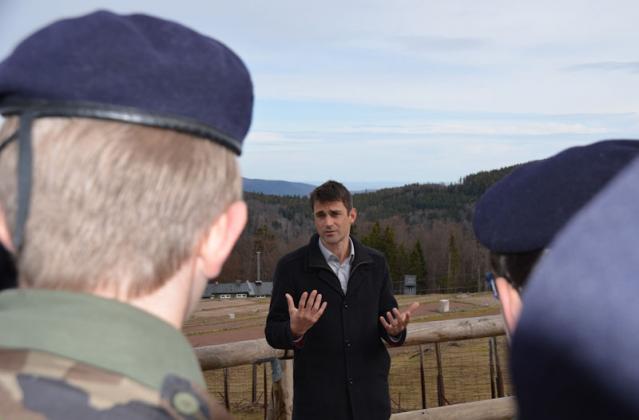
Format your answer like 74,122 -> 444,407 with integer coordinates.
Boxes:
380,302 -> 420,337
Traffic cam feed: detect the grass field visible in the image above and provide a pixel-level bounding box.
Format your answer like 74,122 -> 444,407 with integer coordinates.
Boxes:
185,292 -> 510,419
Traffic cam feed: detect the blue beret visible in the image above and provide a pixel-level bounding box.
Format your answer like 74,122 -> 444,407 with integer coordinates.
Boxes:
473,140 -> 639,253
512,156 -> 639,418
0,10 -> 253,154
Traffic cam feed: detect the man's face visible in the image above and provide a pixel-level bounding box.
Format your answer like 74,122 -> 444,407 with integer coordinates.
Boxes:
313,200 -> 356,247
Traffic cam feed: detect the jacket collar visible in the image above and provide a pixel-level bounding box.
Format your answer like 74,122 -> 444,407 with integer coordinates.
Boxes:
308,234 -> 373,270
0,289 -> 205,391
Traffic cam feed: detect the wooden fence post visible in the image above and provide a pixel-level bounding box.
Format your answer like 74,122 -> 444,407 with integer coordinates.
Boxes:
263,363 -> 268,420
252,363 -> 258,403
488,339 -> 496,399
223,367 -> 230,410
492,337 -> 505,398
419,345 -> 427,409
268,358 -> 293,420
280,359 -> 294,420
435,343 -> 446,406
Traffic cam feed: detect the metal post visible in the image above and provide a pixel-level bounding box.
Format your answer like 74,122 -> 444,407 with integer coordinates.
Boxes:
257,251 -> 261,282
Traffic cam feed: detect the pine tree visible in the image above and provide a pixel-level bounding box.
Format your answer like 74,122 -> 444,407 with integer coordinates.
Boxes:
382,226 -> 400,291
350,222 -> 359,239
397,243 -> 409,284
363,223 -> 401,292
446,233 -> 461,290
253,224 -> 275,253
362,222 -> 383,251
408,240 -> 427,292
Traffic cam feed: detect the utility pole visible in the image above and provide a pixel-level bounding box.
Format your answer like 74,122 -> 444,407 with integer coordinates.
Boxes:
256,251 -> 262,283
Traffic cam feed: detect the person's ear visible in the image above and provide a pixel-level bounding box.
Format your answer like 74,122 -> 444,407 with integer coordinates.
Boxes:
198,201 -> 247,279
349,207 -> 357,224
0,206 -> 13,252
495,276 -> 523,335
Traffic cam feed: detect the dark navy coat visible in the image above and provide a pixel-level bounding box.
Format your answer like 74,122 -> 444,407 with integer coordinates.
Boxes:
265,235 -> 405,420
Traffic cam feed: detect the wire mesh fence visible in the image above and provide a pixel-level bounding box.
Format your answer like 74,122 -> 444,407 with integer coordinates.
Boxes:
204,362 -> 272,420
203,335 -> 511,419
387,336 -> 512,412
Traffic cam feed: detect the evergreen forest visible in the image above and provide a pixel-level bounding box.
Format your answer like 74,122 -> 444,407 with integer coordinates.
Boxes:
218,164 -> 518,294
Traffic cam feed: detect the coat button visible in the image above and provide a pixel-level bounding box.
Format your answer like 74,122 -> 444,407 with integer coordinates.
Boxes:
348,378 -> 354,385
344,303 -> 348,309
172,391 -> 200,416
345,340 -> 351,348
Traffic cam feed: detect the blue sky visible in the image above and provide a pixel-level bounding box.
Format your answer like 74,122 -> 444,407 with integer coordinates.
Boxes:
1,0 -> 638,188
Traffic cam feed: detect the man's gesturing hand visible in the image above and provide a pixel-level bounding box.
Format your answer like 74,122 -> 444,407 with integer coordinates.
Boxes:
286,290 -> 327,338
380,302 -> 420,337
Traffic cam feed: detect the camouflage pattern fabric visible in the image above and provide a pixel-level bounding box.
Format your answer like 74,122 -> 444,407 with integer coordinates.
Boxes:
0,348 -> 231,420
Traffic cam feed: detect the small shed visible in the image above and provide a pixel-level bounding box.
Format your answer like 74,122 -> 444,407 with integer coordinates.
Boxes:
403,275 -> 417,295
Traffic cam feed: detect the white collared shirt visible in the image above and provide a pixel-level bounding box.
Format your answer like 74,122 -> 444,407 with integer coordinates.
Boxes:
318,237 -> 355,294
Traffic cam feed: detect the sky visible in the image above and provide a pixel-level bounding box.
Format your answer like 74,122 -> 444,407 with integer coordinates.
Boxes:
1,0 -> 638,189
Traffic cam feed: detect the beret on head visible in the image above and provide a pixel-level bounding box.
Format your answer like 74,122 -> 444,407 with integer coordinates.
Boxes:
512,157 -> 639,419
0,10 -> 253,154
473,139 -> 639,253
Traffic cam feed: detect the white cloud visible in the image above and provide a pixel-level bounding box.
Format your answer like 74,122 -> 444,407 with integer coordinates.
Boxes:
246,131 -> 285,143
329,122 -> 610,136
564,61 -> 639,73
3,0 -> 639,184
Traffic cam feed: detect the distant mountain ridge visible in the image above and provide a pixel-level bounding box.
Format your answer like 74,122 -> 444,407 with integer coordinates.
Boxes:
243,178 -> 316,196
241,164 -> 520,245
243,178 -> 408,196
244,165 -> 518,216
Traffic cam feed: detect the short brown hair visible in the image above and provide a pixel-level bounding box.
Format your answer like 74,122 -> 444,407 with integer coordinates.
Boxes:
0,116 -> 241,298
310,180 -> 352,211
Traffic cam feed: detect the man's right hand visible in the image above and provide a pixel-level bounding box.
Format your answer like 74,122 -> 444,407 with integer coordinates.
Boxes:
286,290 -> 327,338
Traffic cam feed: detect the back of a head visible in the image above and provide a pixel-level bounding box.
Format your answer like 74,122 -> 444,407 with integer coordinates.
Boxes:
0,117 -> 240,297
512,156 -> 639,419
473,140 -> 639,288
0,11 -> 254,298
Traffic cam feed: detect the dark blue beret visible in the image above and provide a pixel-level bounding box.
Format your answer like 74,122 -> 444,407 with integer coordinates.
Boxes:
512,156 -> 639,419
473,139 -> 639,253
0,10 -> 253,154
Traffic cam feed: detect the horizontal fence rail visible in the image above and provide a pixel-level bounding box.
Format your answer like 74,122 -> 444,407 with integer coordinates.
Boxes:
195,315 -> 504,371
390,397 -> 516,420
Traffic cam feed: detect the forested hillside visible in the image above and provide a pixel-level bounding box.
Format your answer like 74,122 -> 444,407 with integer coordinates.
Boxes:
219,164 -> 518,294
243,178 -> 316,196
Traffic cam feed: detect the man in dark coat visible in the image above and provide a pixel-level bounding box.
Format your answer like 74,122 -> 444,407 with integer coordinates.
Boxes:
265,180 -> 418,420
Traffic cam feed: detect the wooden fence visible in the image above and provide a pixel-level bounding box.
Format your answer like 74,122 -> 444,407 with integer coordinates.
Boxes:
195,315 -> 516,419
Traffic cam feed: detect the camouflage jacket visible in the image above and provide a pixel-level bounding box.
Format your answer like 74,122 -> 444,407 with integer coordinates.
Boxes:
0,289 -> 231,419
